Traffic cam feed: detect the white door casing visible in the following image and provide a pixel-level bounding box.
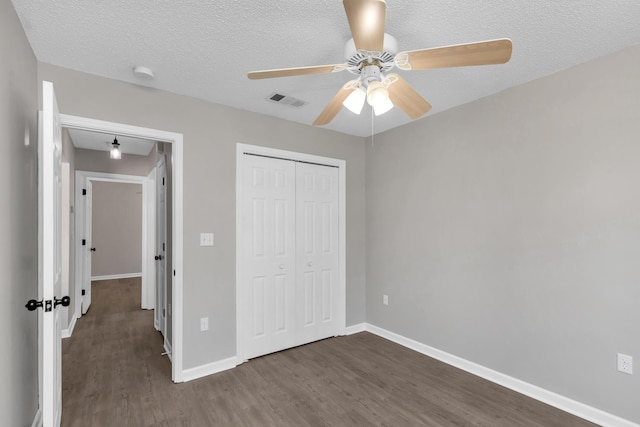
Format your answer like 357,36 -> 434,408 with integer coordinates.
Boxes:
40,80 -> 63,426
81,180 -> 92,314
236,144 -> 346,361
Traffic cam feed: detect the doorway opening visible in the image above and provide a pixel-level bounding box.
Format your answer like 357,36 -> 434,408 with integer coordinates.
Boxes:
60,114 -> 184,382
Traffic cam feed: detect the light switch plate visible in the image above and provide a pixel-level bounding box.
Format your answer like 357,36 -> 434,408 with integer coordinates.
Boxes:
200,233 -> 214,246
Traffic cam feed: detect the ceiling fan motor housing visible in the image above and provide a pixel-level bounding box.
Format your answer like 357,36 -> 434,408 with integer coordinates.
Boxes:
345,33 -> 398,75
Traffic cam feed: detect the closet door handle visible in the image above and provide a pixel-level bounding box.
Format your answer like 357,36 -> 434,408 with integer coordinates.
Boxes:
279,264 -> 285,270
307,262 -> 313,267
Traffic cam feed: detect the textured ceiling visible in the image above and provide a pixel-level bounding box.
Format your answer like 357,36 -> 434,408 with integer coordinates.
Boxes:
11,0 -> 640,137
68,128 -> 156,156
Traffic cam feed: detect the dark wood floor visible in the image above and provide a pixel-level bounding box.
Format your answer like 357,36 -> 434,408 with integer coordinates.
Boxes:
62,278 -> 596,426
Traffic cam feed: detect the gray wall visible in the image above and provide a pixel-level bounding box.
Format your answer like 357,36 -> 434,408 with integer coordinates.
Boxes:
38,62 -> 368,369
366,45 -> 640,423
91,181 -> 143,277
0,0 -> 39,424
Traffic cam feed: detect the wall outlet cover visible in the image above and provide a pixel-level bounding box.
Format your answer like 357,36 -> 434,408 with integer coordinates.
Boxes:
617,353 -> 633,375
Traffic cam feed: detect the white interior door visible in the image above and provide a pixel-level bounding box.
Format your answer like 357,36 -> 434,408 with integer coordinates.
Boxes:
242,154 -> 296,359
295,162 -> 340,345
40,80 -> 63,426
155,158 -> 167,335
81,179 -> 93,314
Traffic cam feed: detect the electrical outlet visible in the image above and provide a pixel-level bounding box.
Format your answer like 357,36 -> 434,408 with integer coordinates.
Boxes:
200,233 -> 214,246
200,317 -> 209,331
383,294 -> 389,306
617,353 -> 633,375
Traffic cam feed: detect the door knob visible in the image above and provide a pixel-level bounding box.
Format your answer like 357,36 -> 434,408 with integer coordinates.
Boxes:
54,296 -> 71,308
307,261 -> 313,267
90,247 -> 96,252
155,255 -> 163,261
279,264 -> 285,269
25,299 -> 43,311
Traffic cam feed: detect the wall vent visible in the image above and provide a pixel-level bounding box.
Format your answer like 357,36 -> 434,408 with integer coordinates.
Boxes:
266,92 -> 307,108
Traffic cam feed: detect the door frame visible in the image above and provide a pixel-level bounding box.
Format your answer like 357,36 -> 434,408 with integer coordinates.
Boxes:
60,114 -> 185,382
74,171 -> 153,314
235,143 -> 347,362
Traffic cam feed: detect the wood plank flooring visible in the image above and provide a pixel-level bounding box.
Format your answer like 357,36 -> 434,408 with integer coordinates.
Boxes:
62,278 -> 597,426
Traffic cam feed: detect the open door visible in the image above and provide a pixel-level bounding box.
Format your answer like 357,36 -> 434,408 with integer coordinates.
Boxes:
38,80 -> 65,426
155,157 -> 167,335
81,180 -> 93,314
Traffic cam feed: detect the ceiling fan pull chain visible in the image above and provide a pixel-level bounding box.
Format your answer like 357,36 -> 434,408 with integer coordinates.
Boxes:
371,106 -> 375,147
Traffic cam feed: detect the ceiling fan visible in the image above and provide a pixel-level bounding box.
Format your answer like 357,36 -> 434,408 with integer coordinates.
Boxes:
248,0 -> 513,126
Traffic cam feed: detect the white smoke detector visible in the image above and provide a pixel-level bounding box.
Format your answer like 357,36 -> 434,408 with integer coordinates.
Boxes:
133,66 -> 154,80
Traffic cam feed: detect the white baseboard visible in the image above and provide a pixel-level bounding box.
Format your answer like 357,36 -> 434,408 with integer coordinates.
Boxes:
31,409 -> 41,427
61,313 -> 78,339
91,273 -> 142,281
364,323 -> 639,427
181,356 -> 238,382
345,322 -> 366,335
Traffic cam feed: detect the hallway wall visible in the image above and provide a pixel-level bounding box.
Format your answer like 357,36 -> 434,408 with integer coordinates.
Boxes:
91,181 -> 143,278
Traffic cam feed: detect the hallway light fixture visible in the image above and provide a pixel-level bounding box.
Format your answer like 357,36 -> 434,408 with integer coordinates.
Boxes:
110,136 -> 121,159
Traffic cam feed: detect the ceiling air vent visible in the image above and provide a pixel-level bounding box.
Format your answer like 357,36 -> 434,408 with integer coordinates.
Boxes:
266,92 -> 306,108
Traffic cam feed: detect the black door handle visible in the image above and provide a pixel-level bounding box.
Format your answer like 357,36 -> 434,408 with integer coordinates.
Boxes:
90,247 -> 96,252
54,296 -> 71,308
26,295 -> 71,311
155,255 -> 163,261
25,299 -> 43,311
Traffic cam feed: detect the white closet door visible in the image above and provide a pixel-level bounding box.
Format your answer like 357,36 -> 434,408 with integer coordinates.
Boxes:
296,162 -> 340,345
242,155 -> 296,359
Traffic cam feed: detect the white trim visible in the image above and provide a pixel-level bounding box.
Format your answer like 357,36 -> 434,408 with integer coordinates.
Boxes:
31,409 -> 42,427
235,143 -> 347,361
61,314 -> 78,339
91,273 -> 143,281
182,357 -> 239,382
364,323 -> 639,427
62,114 -> 184,383
344,323 -> 366,335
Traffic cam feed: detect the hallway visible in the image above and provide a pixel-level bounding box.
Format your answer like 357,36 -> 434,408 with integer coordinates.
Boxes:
61,278 -> 171,426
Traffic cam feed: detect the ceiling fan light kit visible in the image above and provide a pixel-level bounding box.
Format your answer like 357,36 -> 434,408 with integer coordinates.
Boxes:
248,0 -> 512,127
343,87 -> 366,114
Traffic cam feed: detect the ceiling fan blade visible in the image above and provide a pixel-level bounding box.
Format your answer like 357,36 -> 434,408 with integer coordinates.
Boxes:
396,39 -> 512,71
313,80 -> 359,126
386,74 -> 432,120
343,0 -> 387,52
248,64 -> 346,80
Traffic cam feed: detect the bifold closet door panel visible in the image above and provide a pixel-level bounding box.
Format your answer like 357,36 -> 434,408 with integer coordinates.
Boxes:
296,162 -> 340,345
241,155 -> 297,359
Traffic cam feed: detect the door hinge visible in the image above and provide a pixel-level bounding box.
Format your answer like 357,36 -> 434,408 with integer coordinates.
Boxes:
82,239 -> 86,246
82,189 -> 87,195
163,242 -> 165,251
82,289 -> 86,296
162,308 -> 166,317
173,269 -> 176,276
